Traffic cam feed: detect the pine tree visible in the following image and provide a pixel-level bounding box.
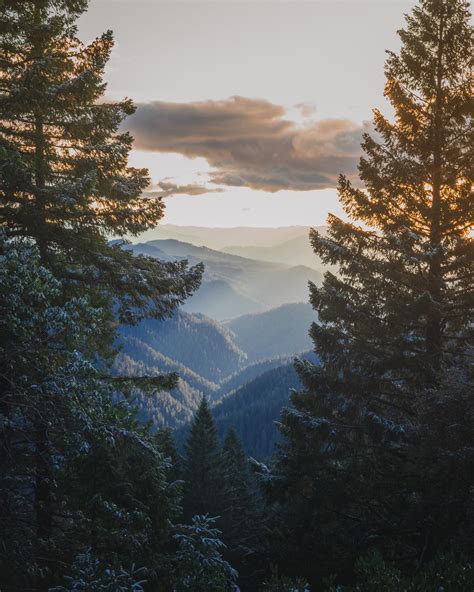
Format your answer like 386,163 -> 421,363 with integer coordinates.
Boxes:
220,428 -> 260,554
155,426 -> 185,485
220,427 -> 262,590
0,240 -> 112,589
172,515 -> 238,592
269,0 -> 473,582
0,240 -> 184,591
0,4 -> 202,588
183,398 -> 222,519
0,0 -> 202,326
62,410 -> 182,589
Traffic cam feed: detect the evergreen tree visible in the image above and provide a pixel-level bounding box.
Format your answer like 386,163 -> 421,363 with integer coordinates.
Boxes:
268,0 -> 473,583
0,0 -> 202,326
220,427 -> 262,590
0,240 -> 184,591
62,411 -> 182,589
171,515 -> 238,592
220,430 -> 259,549
155,426 -> 185,485
183,398 -> 222,519
0,242 -> 115,588
0,4 -> 202,588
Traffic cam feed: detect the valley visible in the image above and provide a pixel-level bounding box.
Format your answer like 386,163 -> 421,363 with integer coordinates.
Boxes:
118,226 -> 322,457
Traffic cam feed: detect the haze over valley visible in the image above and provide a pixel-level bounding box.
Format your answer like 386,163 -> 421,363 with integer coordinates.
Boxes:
118,225 -> 321,456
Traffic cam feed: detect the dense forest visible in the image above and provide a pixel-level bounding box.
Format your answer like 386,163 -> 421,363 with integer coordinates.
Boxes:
0,1 -> 472,591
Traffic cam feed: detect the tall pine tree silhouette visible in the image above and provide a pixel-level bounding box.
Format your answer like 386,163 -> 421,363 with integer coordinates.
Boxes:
183,398 -> 222,519
269,0 -> 473,582
220,427 -> 261,590
0,0 -> 202,326
0,3 -> 201,587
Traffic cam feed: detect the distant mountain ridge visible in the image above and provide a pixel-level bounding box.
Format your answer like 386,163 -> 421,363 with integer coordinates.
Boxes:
116,229 -> 323,448
128,239 -> 322,320
222,234 -> 326,271
138,224 -> 316,250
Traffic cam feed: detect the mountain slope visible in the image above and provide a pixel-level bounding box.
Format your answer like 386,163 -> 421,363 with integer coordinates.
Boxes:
226,303 -> 314,362
118,310 -> 247,383
222,235 -> 323,270
114,352 -> 205,427
129,239 -> 322,320
183,279 -> 265,320
211,352 -> 318,459
216,355 -> 295,397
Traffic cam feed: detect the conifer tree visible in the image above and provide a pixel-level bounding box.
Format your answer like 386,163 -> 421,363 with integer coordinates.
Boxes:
0,0 -> 202,325
0,3 -> 202,589
183,398 -> 222,519
156,426 -> 185,484
220,428 -> 259,555
172,515 -> 238,592
0,5 -> 202,588
220,427 -> 262,590
62,412 -> 182,590
269,0 -> 473,581
0,240 -> 184,591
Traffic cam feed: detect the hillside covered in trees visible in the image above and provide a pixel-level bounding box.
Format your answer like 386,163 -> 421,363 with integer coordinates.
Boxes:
0,1 -> 472,591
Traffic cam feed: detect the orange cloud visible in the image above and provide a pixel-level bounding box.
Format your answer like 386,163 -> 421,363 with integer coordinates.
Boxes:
126,96 -> 369,192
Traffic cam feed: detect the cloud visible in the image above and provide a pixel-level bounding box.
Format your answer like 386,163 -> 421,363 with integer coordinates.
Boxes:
295,102 -> 317,119
126,96 -> 369,192
152,180 -> 224,198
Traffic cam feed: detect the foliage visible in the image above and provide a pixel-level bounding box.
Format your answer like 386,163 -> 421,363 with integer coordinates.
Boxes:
261,570 -> 310,592
182,397 -> 222,519
0,2 -> 201,588
171,515 -> 238,592
327,552 -> 474,592
267,0 -> 473,584
0,239 -> 110,589
155,426 -> 185,484
0,240 -> 182,590
219,427 -> 263,589
0,0 -> 202,327
0,0 -> 472,590
51,548 -> 147,592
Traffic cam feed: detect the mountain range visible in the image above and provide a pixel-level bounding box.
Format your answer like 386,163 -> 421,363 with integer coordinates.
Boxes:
117,227 -> 323,458
127,239 -> 322,320
138,224 -> 318,250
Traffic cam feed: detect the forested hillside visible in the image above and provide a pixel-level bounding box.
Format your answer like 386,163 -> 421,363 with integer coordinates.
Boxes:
213,353 -> 317,459
119,310 -> 247,382
115,307 -> 315,431
226,303 -> 314,362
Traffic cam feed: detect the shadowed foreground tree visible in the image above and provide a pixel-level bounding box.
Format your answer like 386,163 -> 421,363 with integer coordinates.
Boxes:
0,2 -> 202,590
267,0 -> 473,584
183,397 -> 222,520
219,427 -> 262,588
0,241 -> 182,591
0,0 -> 202,326
155,426 -> 185,484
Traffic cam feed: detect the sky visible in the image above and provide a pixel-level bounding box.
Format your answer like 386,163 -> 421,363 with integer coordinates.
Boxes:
78,0 -> 414,227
